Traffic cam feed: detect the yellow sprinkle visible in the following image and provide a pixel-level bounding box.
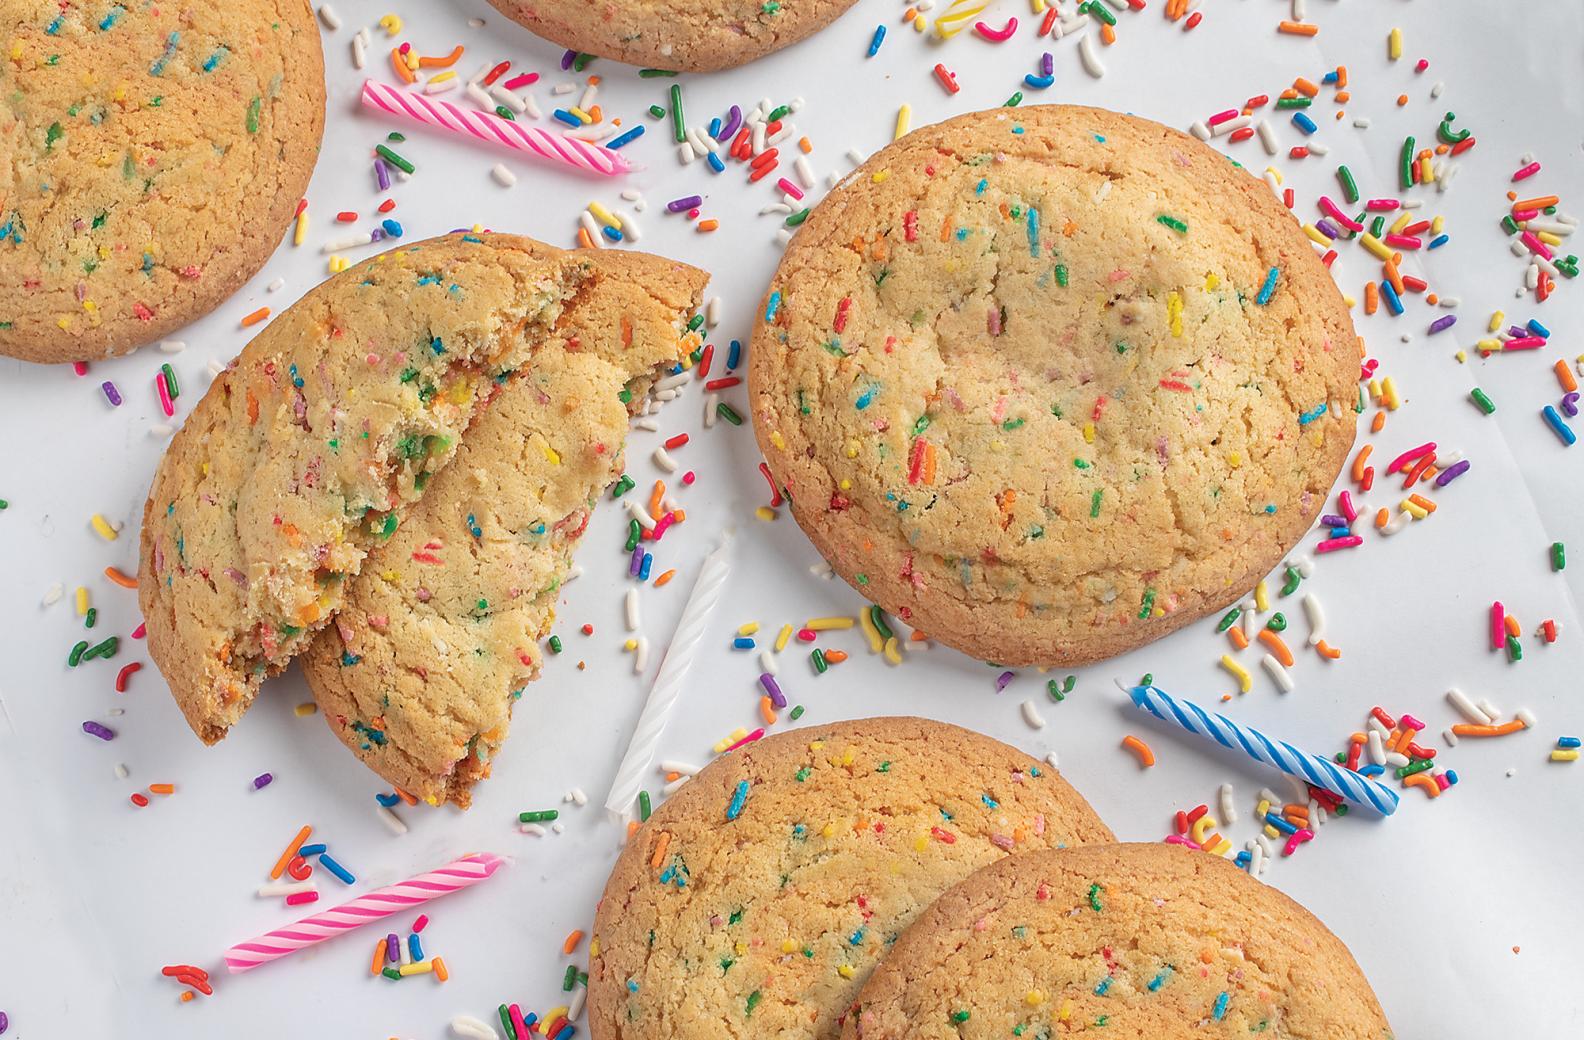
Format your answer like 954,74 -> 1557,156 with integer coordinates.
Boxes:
1256,799 -> 1271,817
882,636 -> 902,665
545,1006 -> 570,1024
1551,749 -> 1580,762
1082,421 -> 1095,444
1342,294 -> 1357,308
1387,212 -> 1412,236
738,622 -> 761,636
623,638 -> 637,651
912,12 -> 927,31
894,104 -> 911,141
838,478 -> 852,490
769,431 -> 787,451
1539,231 -> 1563,247
871,169 -> 891,184
428,69 -> 457,85
837,964 -> 855,979
539,438 -> 561,465
1254,580 -> 1269,613
1204,272 -> 1220,291
1381,376 -> 1401,411
1488,310 -> 1505,332
589,938 -> 601,957
857,609 -> 883,653
913,833 -> 929,852
1264,823 -> 1281,839
1387,27 -> 1402,60
568,106 -> 593,125
1227,451 -> 1242,468
589,201 -> 622,230
1430,215 -> 1445,234
293,209 -> 309,247
1167,290 -> 1183,338
775,624 -> 794,652
328,255 -> 349,274
781,939 -> 798,953
820,822 -> 836,838
1025,990 -> 1046,1007
1401,498 -> 1428,520
399,960 -> 435,976
75,587 -> 90,616
1359,233 -> 1393,261
1264,166 -> 1283,185
805,616 -> 856,631
90,514 -> 118,541
1302,224 -> 1330,247
295,702 -> 319,717
1454,350 -> 1467,363
755,506 -> 777,521
1059,999 -> 1073,1022
1219,654 -> 1252,694
1367,378 -> 1381,400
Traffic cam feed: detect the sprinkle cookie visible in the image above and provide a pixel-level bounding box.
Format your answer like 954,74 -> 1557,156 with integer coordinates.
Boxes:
750,105 -> 1359,667
140,234 -> 607,743
846,842 -> 1394,1039
484,0 -> 859,73
0,0 -> 324,364
301,248 -> 708,806
588,717 -> 1113,1039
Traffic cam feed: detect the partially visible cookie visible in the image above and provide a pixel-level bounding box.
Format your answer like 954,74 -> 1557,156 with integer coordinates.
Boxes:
139,234 -> 590,744
750,105 -> 1359,667
485,0 -> 858,72
588,717 -> 1113,1039
0,0 -> 324,364
302,249 -> 708,806
846,843 -> 1394,1040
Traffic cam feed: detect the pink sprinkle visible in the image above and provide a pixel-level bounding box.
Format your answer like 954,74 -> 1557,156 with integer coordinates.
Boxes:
650,511 -> 676,541
1282,828 -> 1315,856
1400,714 -> 1425,731
1519,231 -> 1553,260
73,361 -> 90,376
132,621 -> 147,640
1317,196 -> 1364,232
1365,199 -> 1400,211
681,471 -> 696,486
1512,161 -> 1541,181
1490,601 -> 1506,650
724,728 -> 765,752
1339,490 -> 1358,523
412,914 -> 429,933
796,628 -> 816,642
285,891 -> 319,906
1384,442 -> 1435,474
776,177 -> 804,201
503,72 -> 538,90
1315,535 -> 1362,553
1206,108 -> 1239,126
1504,336 -> 1545,351
155,373 -> 175,417
1383,234 -> 1422,250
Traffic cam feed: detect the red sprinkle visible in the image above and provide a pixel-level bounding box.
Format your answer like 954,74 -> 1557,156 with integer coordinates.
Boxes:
664,433 -> 690,450
115,661 -> 142,693
130,792 -> 150,807
336,211 -> 358,223
757,462 -> 784,507
704,377 -> 741,391
681,471 -> 696,485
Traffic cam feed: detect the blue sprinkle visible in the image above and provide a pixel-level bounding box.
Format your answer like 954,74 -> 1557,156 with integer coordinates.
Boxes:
975,178 -> 988,195
1557,736 -> 1581,749
431,337 -> 445,355
1095,976 -> 1113,996
1359,763 -> 1386,777
1527,318 -> 1551,338
867,24 -> 886,57
149,32 -> 180,76
726,339 -> 742,370
855,386 -> 876,409
1542,405 -> 1576,446
552,109 -> 581,128
318,852 -> 356,885
1264,811 -> 1298,836
1291,111 -> 1318,135
202,47 -> 229,72
726,780 -> 750,821
708,117 -> 721,138
382,219 -> 403,238
607,125 -> 644,150
375,793 -> 400,807
639,552 -> 653,580
1213,992 -> 1230,1021
1428,234 -> 1449,249
732,636 -> 755,650
1298,402 -> 1328,425
1321,70 -> 1338,84
848,927 -> 865,945
980,793 -> 999,809
298,843 -> 328,856
601,225 -> 624,241
707,151 -> 725,173
764,292 -> 781,322
1379,279 -> 1404,315
1024,73 -> 1055,90
1026,206 -> 1040,257
409,933 -> 424,961
1255,266 -> 1280,305
46,14 -> 63,34
99,6 -> 125,30
1147,970 -> 1170,992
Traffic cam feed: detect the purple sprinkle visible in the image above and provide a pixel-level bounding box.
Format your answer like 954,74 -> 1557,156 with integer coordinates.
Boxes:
628,543 -> 645,577
666,195 -> 703,213
1428,315 -> 1457,335
1434,459 -> 1470,487
252,772 -> 273,790
386,933 -> 400,963
759,673 -> 786,709
370,227 -> 386,243
1508,325 -> 1529,339
83,720 -> 115,741
1563,391 -> 1580,418
1319,513 -> 1349,529
374,157 -> 391,191
1040,51 -> 1054,76
560,49 -> 576,71
1,1010 -> 8,1034
716,105 -> 742,142
1314,219 -> 1339,240
101,380 -> 123,406
995,670 -> 1014,693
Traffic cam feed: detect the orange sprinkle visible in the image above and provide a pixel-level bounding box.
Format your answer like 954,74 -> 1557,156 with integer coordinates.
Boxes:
1277,20 -> 1319,36
653,568 -> 677,587
269,825 -> 312,881
759,695 -> 778,726
562,930 -> 585,955
650,831 -> 672,868
1383,258 -> 1405,295
577,227 -> 596,250
1396,94 -> 1408,106
1504,613 -> 1522,638
664,771 -> 680,782
1351,444 -> 1373,481
1408,493 -> 1437,514
371,940 -> 387,976
798,136 -> 812,153
648,480 -> 666,522
1370,411 -> 1386,433
418,45 -> 463,68
1374,508 -> 1390,528
149,783 -> 176,795
1228,626 -> 1249,650
434,956 -> 450,982
1100,22 -> 1115,44
240,307 -> 270,328
1364,281 -> 1379,315
824,649 -> 849,664
394,786 -> 418,806
1294,77 -> 1319,96
390,48 -> 415,83
1402,772 -> 1441,797
1452,719 -> 1527,737
1335,65 -> 1348,87
671,508 -> 686,524
696,219 -> 719,233
1316,639 -> 1341,659
626,820 -> 639,840
1121,734 -> 1156,767
1513,195 -> 1560,213
104,565 -> 138,588
1257,629 -> 1294,667
180,991 -> 195,1004
1556,360 -> 1579,393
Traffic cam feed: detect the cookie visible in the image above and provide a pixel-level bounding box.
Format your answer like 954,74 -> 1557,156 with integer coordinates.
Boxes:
0,0 -> 324,364
588,717 -> 1113,1039
301,248 -> 708,806
846,842 -> 1394,1039
750,105 -> 1359,667
139,234 -> 596,744
484,0 -> 858,72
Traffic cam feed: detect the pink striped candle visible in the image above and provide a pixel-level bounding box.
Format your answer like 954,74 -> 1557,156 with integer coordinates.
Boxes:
223,853 -> 505,973
359,79 -> 633,178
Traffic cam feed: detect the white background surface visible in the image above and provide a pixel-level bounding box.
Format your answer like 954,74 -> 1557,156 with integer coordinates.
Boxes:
3,0 -> 1582,1035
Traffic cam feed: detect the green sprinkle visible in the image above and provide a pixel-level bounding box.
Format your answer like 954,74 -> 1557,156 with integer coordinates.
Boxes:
812,648 -> 828,674
768,105 -> 790,122
639,68 -> 678,78
1506,634 -> 1522,661
951,1011 -> 971,1024
1082,0 -> 1116,25
519,809 -> 559,823
1280,566 -> 1302,596
1395,758 -> 1435,778
746,991 -> 762,1016
382,966 -> 401,980
613,474 -> 636,497
161,362 -> 179,399
1266,612 -> 1287,633
572,52 -> 594,71
1003,90 -> 1023,107
375,144 -> 414,174
45,121 -> 63,149
547,635 -> 563,654
500,1005 -> 515,1037
669,84 -> 686,143
716,402 -> 743,426
785,208 -> 811,227
1055,264 -> 1069,287
68,640 -> 90,667
870,605 -> 893,641
1470,388 -> 1495,414
246,96 -> 262,134
1399,135 -> 1415,190
1337,164 -> 1360,204
494,105 -> 515,121
1275,96 -> 1312,109
1090,489 -> 1103,518
1216,608 -> 1240,633
84,607 -> 98,630
1046,678 -> 1065,703
625,518 -> 641,552
563,964 -> 579,991
1137,588 -> 1156,619
387,132 -> 406,143
790,705 -> 805,720
647,104 -> 666,118
639,790 -> 652,822
1156,214 -> 1188,234
1088,883 -> 1104,912
1552,541 -> 1566,571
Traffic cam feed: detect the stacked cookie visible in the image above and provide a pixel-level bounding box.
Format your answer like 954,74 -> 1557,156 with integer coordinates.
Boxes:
138,234 -> 707,805
588,718 -> 1393,1039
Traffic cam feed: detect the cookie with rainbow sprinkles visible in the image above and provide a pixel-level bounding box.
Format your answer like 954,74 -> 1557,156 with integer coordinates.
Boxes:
750,105 -> 1359,667
0,0 -> 324,363
588,716 -> 1113,1039
846,842 -> 1393,1039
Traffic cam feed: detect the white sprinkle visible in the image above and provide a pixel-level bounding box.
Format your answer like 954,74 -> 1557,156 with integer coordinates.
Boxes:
579,81 -> 598,112
620,188 -> 642,202
1020,699 -> 1046,730
1378,509 -> 1410,535
766,121 -> 796,148
321,232 -> 373,254
1218,783 -> 1236,825
1078,34 -> 1105,77
1478,697 -> 1504,720
316,4 -> 341,29
1516,707 -> 1537,728
1257,120 -> 1278,156
794,156 -> 815,190
633,635 -> 649,673
622,212 -> 642,243
662,774 -> 690,796
266,277 -> 285,293
568,984 -> 588,1021
569,787 -> 588,806
659,759 -> 701,776
1439,295 -> 1461,308
1290,0 -> 1305,20
157,340 -> 186,354
1240,600 -> 1257,639
579,211 -> 603,248
704,391 -> 720,428
1430,81 -> 1444,99
257,880 -> 317,897
625,588 -> 641,631
845,147 -> 866,167
491,163 -> 517,187
423,75 -> 457,96
1045,750 -> 1060,770
652,446 -> 678,473
1384,751 -> 1409,769
652,372 -> 689,392
115,763 -> 130,778
42,583 -> 64,607
760,202 -> 794,216
1353,117 -> 1371,129
489,83 -> 527,114
622,498 -> 655,530
551,821 -> 565,834
520,822 -> 547,836
551,82 -> 576,96
1446,687 -> 1493,724
1188,121 -> 1211,141
451,1015 -> 498,1040
1302,593 -> 1325,646
1056,11 -> 1089,40
523,92 -> 542,120
759,649 -> 778,675
809,559 -> 833,579
775,228 -> 794,247
376,804 -> 408,834
149,423 -> 174,437
564,563 -> 584,583
1443,729 -> 1460,747
1211,115 -> 1251,138
1261,654 -> 1294,693
705,296 -> 722,329
1306,140 -> 1330,157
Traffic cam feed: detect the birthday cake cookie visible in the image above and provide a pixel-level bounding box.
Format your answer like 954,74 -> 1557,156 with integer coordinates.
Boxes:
588,717 -> 1113,1039
0,0 -> 324,364
301,248 -> 707,806
845,842 -> 1394,1039
484,0 -> 858,72
749,105 -> 1359,667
